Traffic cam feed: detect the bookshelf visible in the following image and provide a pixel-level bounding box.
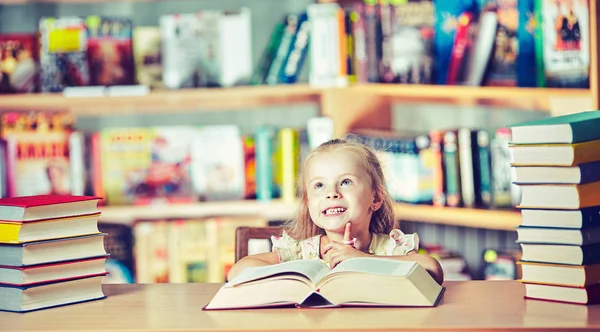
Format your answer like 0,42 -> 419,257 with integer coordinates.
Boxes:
98,200 -> 521,231
0,0 -> 597,233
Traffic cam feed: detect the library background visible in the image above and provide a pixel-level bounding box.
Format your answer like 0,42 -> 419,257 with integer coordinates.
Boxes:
0,0 -> 596,284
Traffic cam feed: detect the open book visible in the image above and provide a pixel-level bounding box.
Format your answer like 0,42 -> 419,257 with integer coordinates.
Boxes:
204,257 -> 444,310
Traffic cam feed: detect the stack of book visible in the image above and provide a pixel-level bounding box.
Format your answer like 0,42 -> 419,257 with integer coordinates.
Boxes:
508,111 -> 600,305
0,195 -> 108,312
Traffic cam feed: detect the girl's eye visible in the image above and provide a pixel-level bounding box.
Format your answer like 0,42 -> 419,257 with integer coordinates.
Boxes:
314,182 -> 324,189
341,179 -> 352,186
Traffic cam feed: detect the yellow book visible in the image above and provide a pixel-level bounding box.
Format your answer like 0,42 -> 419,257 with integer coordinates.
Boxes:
0,213 -> 101,244
510,139 -> 600,166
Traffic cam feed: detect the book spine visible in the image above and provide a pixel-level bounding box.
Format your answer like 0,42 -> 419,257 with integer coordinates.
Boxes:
265,15 -> 298,85
534,0 -> 546,87
255,127 -> 275,201
279,13 -> 309,84
476,130 -> 492,207
364,0 -> 381,82
378,0 -> 394,83
446,12 -> 473,85
443,131 -> 461,207
582,244 -> 600,265
458,129 -> 475,208
277,128 -> 300,204
516,0 -> 536,87
251,22 -> 285,85
430,130 -> 446,207
351,3 -> 368,83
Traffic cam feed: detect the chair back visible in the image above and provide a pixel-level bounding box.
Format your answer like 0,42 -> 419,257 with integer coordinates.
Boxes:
235,226 -> 283,262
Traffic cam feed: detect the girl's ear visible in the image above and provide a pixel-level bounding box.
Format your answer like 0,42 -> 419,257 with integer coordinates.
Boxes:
371,192 -> 384,211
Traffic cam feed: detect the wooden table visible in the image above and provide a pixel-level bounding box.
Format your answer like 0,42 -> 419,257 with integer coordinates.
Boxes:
1,281 -> 599,332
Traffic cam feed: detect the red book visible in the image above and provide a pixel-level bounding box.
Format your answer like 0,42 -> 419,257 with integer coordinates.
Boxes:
0,195 -> 101,221
0,256 -> 109,286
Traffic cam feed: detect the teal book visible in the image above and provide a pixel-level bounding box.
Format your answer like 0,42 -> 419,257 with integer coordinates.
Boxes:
255,127 -> 276,201
508,111 -> 600,144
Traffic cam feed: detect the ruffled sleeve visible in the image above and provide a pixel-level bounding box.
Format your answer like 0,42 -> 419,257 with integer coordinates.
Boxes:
271,231 -> 302,263
271,231 -> 322,262
369,229 -> 420,256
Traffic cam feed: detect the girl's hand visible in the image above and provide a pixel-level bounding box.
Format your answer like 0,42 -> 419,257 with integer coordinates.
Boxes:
323,223 -> 369,269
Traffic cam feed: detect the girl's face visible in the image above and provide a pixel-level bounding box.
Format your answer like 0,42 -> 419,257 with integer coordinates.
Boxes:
304,148 -> 376,235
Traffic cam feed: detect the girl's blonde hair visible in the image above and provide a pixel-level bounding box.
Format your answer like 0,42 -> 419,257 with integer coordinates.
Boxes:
284,138 -> 397,240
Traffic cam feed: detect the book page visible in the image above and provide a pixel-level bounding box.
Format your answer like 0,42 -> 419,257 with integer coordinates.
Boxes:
329,257 -> 417,277
227,259 -> 330,287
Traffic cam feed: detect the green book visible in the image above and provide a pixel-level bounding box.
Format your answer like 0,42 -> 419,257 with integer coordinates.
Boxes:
508,111 -> 600,144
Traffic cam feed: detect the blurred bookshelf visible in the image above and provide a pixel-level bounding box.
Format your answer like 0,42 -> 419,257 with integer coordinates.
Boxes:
0,84 -> 591,115
98,200 -> 521,231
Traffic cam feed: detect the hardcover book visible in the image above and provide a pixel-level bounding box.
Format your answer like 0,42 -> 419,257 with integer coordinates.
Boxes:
204,257 -> 444,310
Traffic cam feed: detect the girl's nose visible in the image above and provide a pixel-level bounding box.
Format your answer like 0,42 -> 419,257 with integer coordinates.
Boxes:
326,191 -> 341,199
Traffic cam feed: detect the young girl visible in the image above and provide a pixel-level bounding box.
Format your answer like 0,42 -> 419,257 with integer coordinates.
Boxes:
227,138 -> 444,285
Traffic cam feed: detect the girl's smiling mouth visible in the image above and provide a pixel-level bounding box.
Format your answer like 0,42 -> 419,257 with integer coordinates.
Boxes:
323,207 -> 347,216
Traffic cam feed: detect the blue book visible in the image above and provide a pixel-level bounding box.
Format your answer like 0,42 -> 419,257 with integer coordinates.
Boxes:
508,110 -> 600,144
432,0 -> 477,85
516,0 -> 536,87
278,12 -> 309,84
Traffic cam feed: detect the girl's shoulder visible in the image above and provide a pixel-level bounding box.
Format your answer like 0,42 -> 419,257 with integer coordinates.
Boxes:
271,230 -> 321,262
369,229 -> 419,256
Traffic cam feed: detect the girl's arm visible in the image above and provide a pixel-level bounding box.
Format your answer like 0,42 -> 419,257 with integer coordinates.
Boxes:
226,251 -> 280,282
384,251 -> 444,285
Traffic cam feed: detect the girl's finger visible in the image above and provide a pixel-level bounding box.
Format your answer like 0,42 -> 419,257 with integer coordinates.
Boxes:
343,223 -> 352,242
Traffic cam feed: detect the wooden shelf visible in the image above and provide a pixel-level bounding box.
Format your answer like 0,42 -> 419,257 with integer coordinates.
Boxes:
98,200 -> 298,225
395,203 -> 521,231
0,84 -> 323,115
98,200 -> 521,231
1,84 -> 591,116
354,83 -> 590,100
350,84 -> 593,113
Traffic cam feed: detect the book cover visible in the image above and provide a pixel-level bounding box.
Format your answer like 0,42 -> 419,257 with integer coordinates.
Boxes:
191,125 -> 245,201
390,0 -> 434,84
39,17 -> 90,92
0,33 -> 39,94
279,12 -> 309,84
484,0 -> 518,86
86,16 -> 135,86
133,26 -> 163,89
541,0 -> 590,88
1,111 -> 75,197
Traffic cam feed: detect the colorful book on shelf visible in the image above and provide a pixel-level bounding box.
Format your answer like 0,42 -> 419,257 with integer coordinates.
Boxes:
39,16 -> 90,92
519,242 -> 600,266
0,256 -> 109,286
0,33 -> 39,94
0,195 -> 100,221
540,0 -> 590,88
1,111 -> 76,197
519,261 -> 600,288
0,233 -> 107,267
484,0 -> 518,87
390,0 -> 434,84
204,257 -> 444,310
508,110 -> 600,145
86,16 -> 135,86
0,212 -> 101,244
519,206 -> 600,229
510,139 -> 600,167
133,26 -> 163,89
0,275 -> 106,313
